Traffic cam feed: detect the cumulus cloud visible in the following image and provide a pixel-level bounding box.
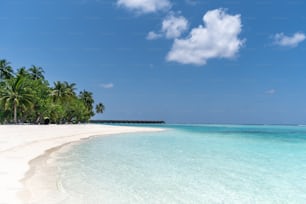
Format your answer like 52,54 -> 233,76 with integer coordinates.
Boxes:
100,83 -> 114,89
146,31 -> 162,40
273,32 -> 305,47
146,13 -> 188,40
117,0 -> 171,14
162,13 -> 188,39
166,9 -> 244,65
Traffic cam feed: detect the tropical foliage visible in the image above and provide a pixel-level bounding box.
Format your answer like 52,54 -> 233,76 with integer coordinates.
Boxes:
0,59 -> 105,124
96,103 -> 105,114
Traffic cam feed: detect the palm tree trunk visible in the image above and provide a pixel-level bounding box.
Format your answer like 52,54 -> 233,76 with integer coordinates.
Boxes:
36,115 -> 41,124
14,103 -> 17,124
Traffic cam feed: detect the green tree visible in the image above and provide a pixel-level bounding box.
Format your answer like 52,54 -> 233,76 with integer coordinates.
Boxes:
52,81 -> 76,102
29,65 -> 45,80
64,81 -> 76,98
79,90 -> 95,117
0,59 -> 104,124
16,67 -> 30,78
0,59 -> 14,80
28,79 -> 51,123
63,98 -> 91,123
52,81 -> 66,101
96,102 -> 105,114
0,76 -> 34,123
51,81 -> 80,123
48,101 -> 65,124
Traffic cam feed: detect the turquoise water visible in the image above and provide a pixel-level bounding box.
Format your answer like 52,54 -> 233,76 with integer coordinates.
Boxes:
54,125 -> 306,203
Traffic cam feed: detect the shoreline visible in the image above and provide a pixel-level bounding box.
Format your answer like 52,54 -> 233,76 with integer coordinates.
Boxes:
0,124 -> 164,204
19,143 -> 72,203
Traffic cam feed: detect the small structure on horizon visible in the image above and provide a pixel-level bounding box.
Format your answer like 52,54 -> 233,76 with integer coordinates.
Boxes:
90,120 -> 165,124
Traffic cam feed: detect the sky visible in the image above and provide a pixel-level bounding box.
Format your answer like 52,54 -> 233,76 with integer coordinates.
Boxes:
1,0 -> 306,124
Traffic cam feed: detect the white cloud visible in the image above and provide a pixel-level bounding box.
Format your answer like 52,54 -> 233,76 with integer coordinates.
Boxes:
265,89 -> 276,95
146,31 -> 162,40
117,0 -> 171,14
146,13 -> 188,40
273,32 -> 305,47
162,13 -> 188,39
100,83 -> 114,89
166,9 -> 244,65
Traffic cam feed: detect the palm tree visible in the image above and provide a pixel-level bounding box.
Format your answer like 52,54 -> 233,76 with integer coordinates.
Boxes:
79,90 -> 94,109
52,81 -> 65,100
64,81 -> 76,97
0,59 -> 14,80
79,90 -> 95,118
29,65 -> 45,80
0,76 -> 34,123
52,81 -> 76,102
16,67 -> 30,78
95,102 -> 105,114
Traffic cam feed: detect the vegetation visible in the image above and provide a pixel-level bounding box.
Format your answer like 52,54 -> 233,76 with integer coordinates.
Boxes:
0,59 -> 104,124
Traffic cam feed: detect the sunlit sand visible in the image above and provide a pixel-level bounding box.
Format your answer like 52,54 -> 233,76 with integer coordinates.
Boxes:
0,124 -> 162,204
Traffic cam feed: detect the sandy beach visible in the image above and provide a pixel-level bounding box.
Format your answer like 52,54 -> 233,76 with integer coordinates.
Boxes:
0,124 -> 163,204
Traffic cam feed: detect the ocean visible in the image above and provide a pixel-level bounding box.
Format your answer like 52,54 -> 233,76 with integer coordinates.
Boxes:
40,125 -> 306,203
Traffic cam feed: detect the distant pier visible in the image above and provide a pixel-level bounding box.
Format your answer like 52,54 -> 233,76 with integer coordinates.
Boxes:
90,120 -> 165,124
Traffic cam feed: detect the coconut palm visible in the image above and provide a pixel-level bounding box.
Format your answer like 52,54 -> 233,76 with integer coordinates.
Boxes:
0,59 -> 14,80
0,59 -> 105,124
52,81 -> 65,100
95,102 -> 105,114
29,65 -> 45,80
79,90 -> 95,118
79,90 -> 94,109
0,76 -> 34,123
16,67 -> 30,78
64,81 -> 76,97
52,81 -> 76,101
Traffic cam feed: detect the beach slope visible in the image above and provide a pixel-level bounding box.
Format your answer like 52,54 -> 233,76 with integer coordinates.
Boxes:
0,124 -> 162,204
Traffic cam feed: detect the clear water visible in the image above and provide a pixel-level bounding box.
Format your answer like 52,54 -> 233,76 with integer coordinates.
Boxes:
53,125 -> 306,203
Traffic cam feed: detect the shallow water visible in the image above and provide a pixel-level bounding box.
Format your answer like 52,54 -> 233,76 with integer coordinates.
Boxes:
48,125 -> 306,203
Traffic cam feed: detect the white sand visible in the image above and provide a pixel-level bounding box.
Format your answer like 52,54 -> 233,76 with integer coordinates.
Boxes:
0,124 -> 163,204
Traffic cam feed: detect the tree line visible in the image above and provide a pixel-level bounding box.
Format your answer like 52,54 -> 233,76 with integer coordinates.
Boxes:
0,59 -> 105,124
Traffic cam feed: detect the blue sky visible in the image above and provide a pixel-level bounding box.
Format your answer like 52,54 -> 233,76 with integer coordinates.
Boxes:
1,0 -> 306,124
